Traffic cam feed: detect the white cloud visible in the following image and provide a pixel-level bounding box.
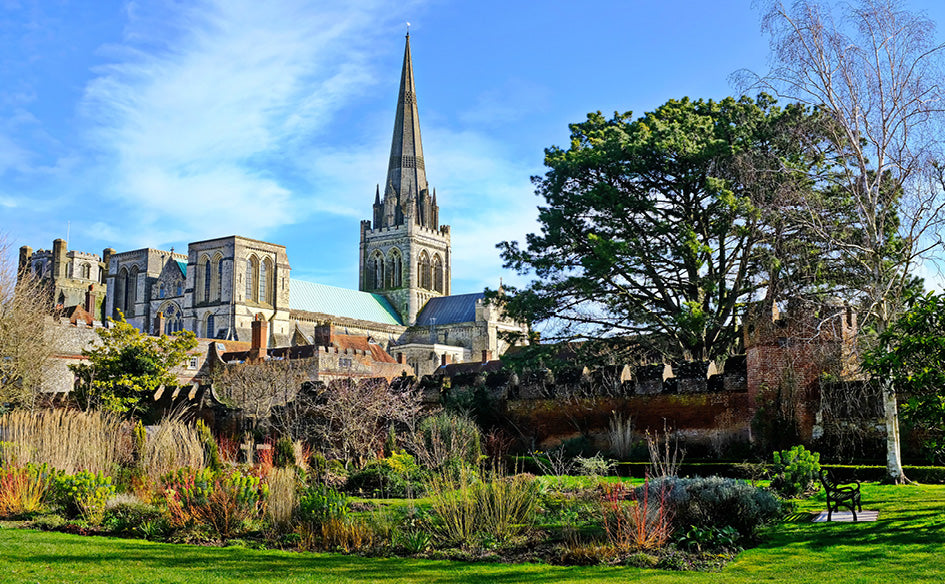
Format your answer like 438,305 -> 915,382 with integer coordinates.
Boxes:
79,0 -> 409,245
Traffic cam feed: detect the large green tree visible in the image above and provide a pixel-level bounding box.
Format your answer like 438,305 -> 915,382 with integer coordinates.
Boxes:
497,95 -> 823,362
70,315 -> 198,415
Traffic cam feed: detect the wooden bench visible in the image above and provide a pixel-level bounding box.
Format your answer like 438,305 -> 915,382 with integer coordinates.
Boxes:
819,469 -> 862,521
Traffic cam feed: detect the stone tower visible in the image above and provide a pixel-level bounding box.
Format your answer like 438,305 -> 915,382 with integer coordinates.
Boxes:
360,33 -> 451,325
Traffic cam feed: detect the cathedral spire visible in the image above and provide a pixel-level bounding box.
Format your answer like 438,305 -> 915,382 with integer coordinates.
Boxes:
383,32 -> 427,225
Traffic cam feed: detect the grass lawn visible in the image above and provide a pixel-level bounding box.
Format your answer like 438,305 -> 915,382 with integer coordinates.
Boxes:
0,483 -> 943,584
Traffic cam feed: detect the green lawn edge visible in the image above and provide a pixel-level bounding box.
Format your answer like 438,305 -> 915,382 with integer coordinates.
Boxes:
1,483 -> 943,584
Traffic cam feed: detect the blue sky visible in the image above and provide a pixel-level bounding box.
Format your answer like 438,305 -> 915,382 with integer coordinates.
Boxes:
3,0 -> 945,294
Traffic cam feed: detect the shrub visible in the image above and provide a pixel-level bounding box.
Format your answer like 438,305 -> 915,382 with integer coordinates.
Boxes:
162,467 -> 269,540
771,445 -> 821,498
600,477 -> 673,552
54,470 -> 116,525
298,485 -> 349,526
273,437 -> 295,469
411,412 -> 482,470
641,476 -> 781,538
0,462 -> 56,517
102,498 -> 165,537
426,466 -> 540,545
575,453 -> 618,477
345,452 -> 426,498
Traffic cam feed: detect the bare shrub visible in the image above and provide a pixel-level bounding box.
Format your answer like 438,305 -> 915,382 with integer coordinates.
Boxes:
0,408 -> 129,473
646,423 -> 685,478
601,478 -> 673,551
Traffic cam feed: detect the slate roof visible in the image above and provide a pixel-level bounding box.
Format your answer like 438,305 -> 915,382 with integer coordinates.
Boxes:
415,292 -> 483,326
289,279 -> 403,326
174,260 -> 187,276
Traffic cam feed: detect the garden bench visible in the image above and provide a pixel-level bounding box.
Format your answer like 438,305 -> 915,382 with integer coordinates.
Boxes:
819,470 -> 862,521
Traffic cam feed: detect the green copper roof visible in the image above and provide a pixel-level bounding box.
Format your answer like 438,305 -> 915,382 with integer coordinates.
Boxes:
174,260 -> 187,276
289,279 -> 402,326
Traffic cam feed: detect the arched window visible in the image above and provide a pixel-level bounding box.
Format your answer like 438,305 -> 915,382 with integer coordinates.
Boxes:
372,251 -> 384,289
246,256 -> 257,302
205,313 -> 216,339
195,256 -> 207,303
176,280 -> 183,296
417,251 -> 431,290
162,303 -> 182,334
203,258 -> 211,302
213,253 -> 224,301
389,249 -> 402,288
115,267 -> 128,314
126,267 -> 138,317
158,283 -> 166,299
432,254 -> 444,293
260,258 -> 273,304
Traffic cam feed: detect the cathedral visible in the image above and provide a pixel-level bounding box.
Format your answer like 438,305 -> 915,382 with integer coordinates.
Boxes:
20,34 -> 526,378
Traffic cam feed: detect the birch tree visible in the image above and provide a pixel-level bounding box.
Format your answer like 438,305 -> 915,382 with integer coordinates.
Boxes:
751,0 -> 945,481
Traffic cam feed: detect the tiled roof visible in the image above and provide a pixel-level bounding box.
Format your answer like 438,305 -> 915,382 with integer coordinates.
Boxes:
174,260 -> 187,276
289,279 -> 402,326
415,293 -> 483,326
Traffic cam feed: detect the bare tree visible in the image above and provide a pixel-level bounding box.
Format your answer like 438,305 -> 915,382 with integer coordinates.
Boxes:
748,0 -> 945,481
308,378 -> 423,468
0,235 -> 53,409
213,359 -> 308,431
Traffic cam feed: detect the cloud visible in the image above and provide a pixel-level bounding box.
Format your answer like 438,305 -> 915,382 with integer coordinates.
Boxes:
79,0 -> 409,246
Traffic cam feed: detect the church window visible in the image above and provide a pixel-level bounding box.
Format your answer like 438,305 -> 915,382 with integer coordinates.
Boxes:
115,267 -> 128,314
372,251 -> 384,289
205,313 -> 216,339
260,258 -> 272,305
176,281 -> 183,296
246,256 -> 257,302
389,249 -> 402,287
418,251 -> 431,290
432,254 -> 444,293
159,283 -> 166,299
203,259 -> 211,302
213,253 -> 224,301
126,267 -> 138,317
195,256 -> 208,303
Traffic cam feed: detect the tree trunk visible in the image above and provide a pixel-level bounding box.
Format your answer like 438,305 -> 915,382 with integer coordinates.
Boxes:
882,379 -> 908,484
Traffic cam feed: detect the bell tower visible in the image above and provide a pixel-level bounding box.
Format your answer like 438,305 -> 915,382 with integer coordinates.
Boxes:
360,33 -> 451,325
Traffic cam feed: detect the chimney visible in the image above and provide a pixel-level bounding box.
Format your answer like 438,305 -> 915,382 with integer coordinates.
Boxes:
481,350 -> 492,363
153,311 -> 166,336
249,316 -> 268,362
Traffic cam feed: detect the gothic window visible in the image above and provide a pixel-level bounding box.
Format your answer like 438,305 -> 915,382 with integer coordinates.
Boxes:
372,251 -> 384,289
260,258 -> 273,305
176,281 -> 183,296
162,303 -> 182,334
246,256 -> 258,302
417,251 -> 431,290
203,258 -> 211,302
115,267 -> 128,314
195,256 -> 207,303
126,267 -> 138,317
213,253 -> 224,301
158,283 -> 166,299
205,313 -> 216,339
388,249 -> 403,288
432,254 -> 444,293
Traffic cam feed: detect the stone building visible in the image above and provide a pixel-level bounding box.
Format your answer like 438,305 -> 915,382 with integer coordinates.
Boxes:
21,33 -> 526,382
18,239 -> 111,319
